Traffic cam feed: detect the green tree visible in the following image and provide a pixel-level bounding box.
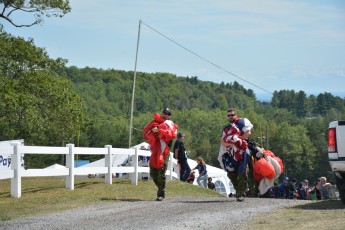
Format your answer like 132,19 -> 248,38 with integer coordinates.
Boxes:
271,108 -> 300,126
295,91 -> 308,118
0,0 -> 71,27
304,116 -> 330,181
0,30 -> 88,148
213,93 -> 228,110
270,122 -> 317,180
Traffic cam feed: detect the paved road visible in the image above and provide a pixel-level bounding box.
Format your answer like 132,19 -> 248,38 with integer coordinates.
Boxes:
0,196 -> 301,230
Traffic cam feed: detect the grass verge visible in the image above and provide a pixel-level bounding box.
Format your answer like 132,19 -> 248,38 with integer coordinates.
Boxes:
0,177 -> 221,221
248,199 -> 345,230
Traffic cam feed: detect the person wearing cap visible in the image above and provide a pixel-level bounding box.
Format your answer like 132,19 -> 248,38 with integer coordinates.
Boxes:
173,132 -> 191,182
142,107 -> 178,201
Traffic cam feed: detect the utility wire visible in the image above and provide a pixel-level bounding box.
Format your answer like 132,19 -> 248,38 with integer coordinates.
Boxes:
141,21 -> 273,95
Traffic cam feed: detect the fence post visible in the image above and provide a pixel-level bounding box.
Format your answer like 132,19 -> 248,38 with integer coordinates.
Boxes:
66,144 -> 75,190
175,159 -> 180,180
167,152 -> 173,181
10,143 -> 22,198
131,148 -> 138,185
105,145 -> 112,184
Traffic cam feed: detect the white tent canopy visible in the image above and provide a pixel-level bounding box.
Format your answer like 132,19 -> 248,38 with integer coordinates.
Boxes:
79,153 -> 129,169
79,142 -> 149,169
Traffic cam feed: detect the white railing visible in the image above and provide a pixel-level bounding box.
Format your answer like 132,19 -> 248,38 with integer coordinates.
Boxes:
0,143 -> 179,198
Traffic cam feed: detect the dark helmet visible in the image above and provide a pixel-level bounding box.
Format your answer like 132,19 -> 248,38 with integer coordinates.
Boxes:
162,108 -> 172,115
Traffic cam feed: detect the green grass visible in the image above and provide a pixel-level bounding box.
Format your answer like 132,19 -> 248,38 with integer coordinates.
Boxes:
0,177 -> 221,221
248,200 -> 345,230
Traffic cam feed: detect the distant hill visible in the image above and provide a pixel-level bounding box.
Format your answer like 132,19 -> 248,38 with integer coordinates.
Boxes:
63,66 -> 259,117
62,66 -> 345,119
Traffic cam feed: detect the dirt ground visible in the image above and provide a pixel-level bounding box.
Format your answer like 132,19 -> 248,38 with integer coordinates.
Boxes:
0,196 -> 306,230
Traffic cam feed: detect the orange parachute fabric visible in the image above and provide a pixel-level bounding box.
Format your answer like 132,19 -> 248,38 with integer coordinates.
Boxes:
253,167 -> 264,182
253,157 -> 275,181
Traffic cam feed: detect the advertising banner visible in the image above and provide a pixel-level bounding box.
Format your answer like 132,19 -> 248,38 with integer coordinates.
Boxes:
0,140 -> 25,171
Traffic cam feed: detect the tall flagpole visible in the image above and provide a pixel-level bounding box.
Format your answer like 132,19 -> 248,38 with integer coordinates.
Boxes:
129,19 -> 142,148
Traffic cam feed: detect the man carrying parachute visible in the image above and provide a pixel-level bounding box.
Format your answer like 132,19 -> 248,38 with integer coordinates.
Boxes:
142,108 -> 178,201
218,108 -> 253,202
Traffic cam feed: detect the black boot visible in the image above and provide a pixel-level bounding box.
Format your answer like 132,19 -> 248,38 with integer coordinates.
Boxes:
156,190 -> 165,201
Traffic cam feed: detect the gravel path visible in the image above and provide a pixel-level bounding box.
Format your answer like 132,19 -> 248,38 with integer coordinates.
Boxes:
0,196 -> 302,230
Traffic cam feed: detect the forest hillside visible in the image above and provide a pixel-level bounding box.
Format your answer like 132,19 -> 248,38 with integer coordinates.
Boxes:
1,30 -> 345,183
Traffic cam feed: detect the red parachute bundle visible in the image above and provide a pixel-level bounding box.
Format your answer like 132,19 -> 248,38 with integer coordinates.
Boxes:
142,113 -> 165,141
142,113 -> 178,169
253,149 -> 285,181
253,157 -> 275,181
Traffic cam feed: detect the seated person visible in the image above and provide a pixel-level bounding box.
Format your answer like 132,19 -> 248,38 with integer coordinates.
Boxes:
319,176 -> 331,199
187,171 -> 195,184
208,177 -> 216,190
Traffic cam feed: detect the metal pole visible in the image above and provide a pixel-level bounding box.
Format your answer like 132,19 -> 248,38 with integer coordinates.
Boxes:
265,123 -> 268,149
129,19 -> 142,148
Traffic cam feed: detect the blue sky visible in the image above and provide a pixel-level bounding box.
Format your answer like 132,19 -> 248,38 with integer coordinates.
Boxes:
2,0 -> 345,101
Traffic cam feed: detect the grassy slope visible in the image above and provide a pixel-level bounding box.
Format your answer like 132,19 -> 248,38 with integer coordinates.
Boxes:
0,177 -> 221,221
248,200 -> 345,230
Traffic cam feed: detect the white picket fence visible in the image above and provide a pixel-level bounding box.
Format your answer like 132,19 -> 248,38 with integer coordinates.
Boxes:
0,143 -> 179,198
